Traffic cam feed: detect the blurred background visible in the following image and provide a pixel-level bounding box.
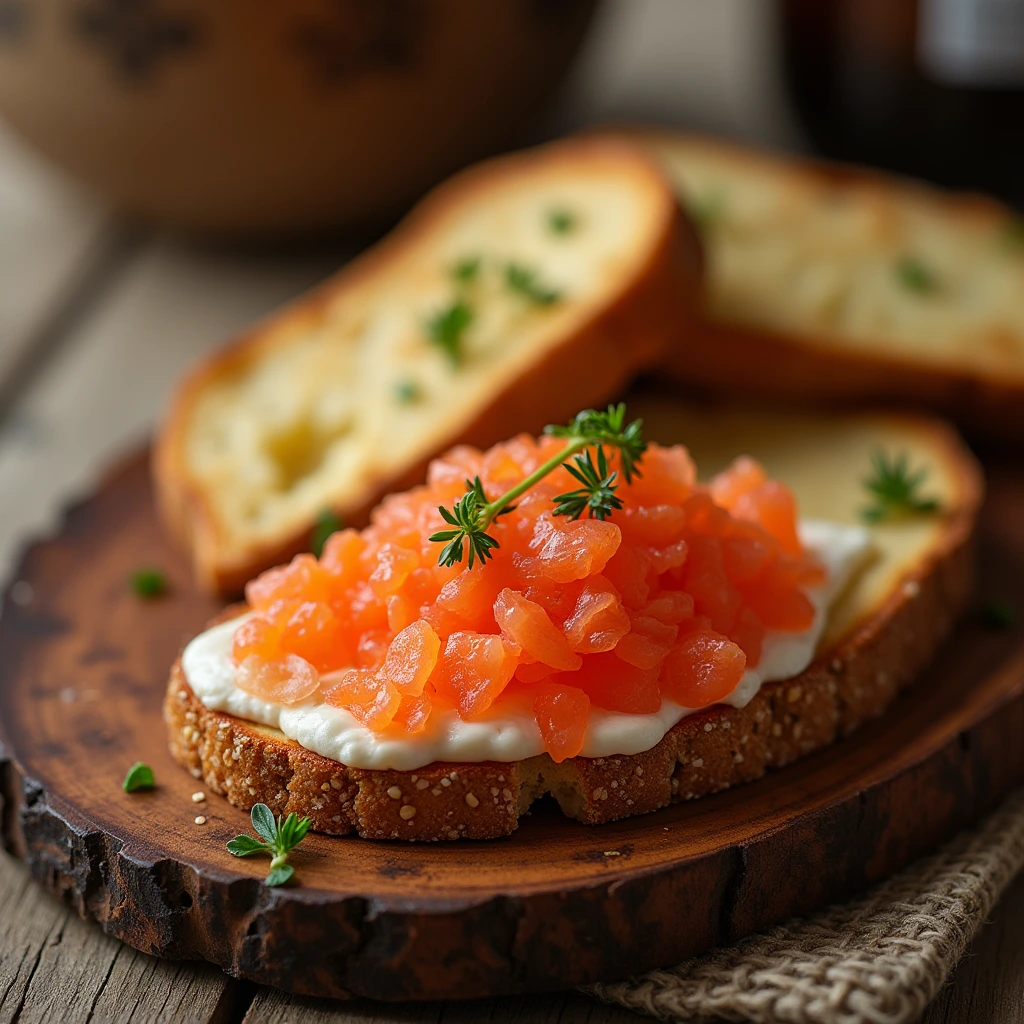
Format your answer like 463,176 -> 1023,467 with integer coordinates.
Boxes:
0,0 -> 1022,568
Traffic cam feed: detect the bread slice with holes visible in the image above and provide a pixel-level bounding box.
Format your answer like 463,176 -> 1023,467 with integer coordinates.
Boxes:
164,396 -> 982,841
629,129 -> 1024,440
154,137 -> 701,596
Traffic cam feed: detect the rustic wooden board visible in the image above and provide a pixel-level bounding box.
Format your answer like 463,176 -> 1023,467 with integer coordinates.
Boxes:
1,453 -> 1023,1003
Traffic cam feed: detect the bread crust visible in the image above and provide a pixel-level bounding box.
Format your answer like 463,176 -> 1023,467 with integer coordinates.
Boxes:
628,129 -> 1024,441
164,418 -> 982,841
154,136 -> 703,596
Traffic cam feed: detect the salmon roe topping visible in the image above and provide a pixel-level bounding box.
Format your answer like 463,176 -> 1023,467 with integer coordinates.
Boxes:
233,435 -> 823,763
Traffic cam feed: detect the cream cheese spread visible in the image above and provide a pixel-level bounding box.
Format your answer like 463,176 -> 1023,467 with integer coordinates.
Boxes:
182,520 -> 872,771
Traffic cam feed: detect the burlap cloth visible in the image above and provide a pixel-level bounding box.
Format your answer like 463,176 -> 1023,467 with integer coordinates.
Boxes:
589,786 -> 1024,1024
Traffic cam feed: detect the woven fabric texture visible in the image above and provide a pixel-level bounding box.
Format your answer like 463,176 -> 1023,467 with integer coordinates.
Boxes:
590,787 -> 1024,1024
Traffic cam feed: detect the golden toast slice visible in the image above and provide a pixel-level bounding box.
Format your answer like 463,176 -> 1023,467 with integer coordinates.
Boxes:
165,398 -> 981,840
634,130 -> 1024,440
154,137 -> 701,595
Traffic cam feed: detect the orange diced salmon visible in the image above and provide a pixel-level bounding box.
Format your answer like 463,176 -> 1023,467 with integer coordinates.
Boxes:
563,580 -> 631,653
322,668 -> 401,730
572,652 -> 662,714
660,631 -> 746,708
494,589 -> 582,671
379,620 -> 441,696
232,615 -> 282,664
431,632 -> 520,719
235,653 -> 319,704
534,683 -> 589,762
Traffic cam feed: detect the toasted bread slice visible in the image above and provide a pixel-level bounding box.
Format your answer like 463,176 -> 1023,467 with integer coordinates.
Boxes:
155,137 -> 701,595
631,130 -> 1024,440
165,398 -> 981,840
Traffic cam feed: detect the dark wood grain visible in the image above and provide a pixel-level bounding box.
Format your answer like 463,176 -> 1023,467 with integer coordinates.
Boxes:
919,870 -> 1024,1024
242,989 -> 648,1024
0,851 -> 233,1024
1,453 -> 1023,1003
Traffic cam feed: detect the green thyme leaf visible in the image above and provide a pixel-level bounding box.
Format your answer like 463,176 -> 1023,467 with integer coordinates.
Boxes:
266,864 -> 295,887
130,568 -> 167,599
226,835 -> 269,856
505,262 -> 561,306
981,600 -> 1017,629
895,257 -> 939,294
552,447 -> 623,521
452,256 -> 481,283
426,300 -> 473,367
860,450 -> 940,523
250,803 -> 279,844
547,208 -> 577,235
310,509 -> 344,558
394,380 -> 421,404
122,762 -> 155,793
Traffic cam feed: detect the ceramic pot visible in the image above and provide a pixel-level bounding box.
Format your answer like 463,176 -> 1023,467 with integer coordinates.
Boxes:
0,0 -> 598,235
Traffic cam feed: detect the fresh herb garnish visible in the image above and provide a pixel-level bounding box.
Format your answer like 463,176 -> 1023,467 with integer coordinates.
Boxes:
426,299 -> 473,366
505,262 -> 561,306
690,190 -> 726,229
395,380 -> 421,404
227,803 -> 311,887
981,600 -> 1017,629
130,568 -> 167,599
430,404 -> 646,568
310,509 -> 344,557
547,208 -> 577,235
552,446 -> 624,521
452,256 -> 481,283
123,762 -> 155,792
895,257 -> 938,294
861,450 -> 940,523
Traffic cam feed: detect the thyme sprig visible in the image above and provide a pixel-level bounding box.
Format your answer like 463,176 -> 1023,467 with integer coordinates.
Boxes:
430,404 -> 646,568
861,450 -> 940,523
227,803 -> 311,887
552,446 -> 623,521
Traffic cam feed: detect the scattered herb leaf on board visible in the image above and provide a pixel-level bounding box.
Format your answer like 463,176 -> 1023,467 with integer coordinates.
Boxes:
130,568 -> 167,599
123,762 -> 155,792
227,803 -> 311,887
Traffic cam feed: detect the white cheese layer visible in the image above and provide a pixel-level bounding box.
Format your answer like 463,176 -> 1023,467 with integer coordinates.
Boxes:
182,520 -> 871,771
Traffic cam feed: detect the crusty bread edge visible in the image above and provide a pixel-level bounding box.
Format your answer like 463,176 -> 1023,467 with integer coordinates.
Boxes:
154,135 -> 703,596
164,416 -> 982,841
619,128 -> 1024,438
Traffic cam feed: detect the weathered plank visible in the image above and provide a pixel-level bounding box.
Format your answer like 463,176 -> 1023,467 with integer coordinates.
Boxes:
242,989 -> 647,1024
0,236 -> 349,578
0,123 -> 112,409
0,853 -> 231,1024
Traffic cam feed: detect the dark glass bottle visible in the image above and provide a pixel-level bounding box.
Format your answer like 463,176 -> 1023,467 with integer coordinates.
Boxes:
778,0 -> 1024,204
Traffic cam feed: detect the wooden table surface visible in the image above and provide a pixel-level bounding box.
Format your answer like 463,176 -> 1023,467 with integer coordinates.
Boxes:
1,3 -> 1022,1021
